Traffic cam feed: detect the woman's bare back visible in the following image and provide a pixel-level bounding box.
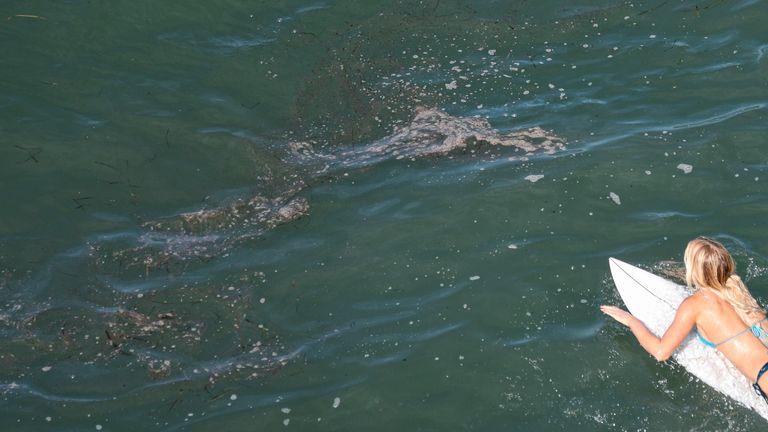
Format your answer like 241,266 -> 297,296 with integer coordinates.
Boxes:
693,289 -> 768,383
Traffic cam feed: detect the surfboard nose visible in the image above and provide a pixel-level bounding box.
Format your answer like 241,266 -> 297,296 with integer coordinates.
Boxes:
608,257 -> 627,274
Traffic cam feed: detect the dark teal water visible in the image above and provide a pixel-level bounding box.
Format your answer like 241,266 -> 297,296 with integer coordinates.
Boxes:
2,0 -> 768,430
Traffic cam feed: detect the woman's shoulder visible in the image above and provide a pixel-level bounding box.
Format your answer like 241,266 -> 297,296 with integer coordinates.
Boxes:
681,290 -> 717,312
687,288 -> 720,303
685,290 -> 707,303
685,288 -> 738,319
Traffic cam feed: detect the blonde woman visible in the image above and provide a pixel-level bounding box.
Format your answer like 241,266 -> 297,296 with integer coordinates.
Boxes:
601,237 -> 768,402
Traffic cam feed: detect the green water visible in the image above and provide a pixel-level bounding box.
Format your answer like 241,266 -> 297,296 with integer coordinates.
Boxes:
2,0 -> 768,430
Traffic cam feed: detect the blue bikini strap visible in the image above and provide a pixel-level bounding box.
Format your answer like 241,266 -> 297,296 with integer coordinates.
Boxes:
697,332 -> 717,348
751,317 -> 768,339
699,317 -> 768,348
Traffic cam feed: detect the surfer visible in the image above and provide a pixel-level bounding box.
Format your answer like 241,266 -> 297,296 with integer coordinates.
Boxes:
601,237 -> 768,403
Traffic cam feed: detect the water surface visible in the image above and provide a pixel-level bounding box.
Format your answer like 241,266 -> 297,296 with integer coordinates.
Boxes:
2,0 -> 768,430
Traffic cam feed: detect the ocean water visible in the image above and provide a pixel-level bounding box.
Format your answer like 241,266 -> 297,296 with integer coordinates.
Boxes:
1,0 -> 768,430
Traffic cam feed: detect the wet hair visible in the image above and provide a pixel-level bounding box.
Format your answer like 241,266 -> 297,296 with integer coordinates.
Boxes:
684,237 -> 765,323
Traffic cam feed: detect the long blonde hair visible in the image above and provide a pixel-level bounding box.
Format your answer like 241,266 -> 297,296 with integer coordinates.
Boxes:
684,237 -> 765,324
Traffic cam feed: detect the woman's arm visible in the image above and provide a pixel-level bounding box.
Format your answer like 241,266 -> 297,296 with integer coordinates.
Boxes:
601,297 -> 698,361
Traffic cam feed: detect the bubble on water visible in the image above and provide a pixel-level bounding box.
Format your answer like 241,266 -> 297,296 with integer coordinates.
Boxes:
41,366 -> 52,372
333,397 -> 341,408
281,407 -> 291,414
230,394 -> 237,401
524,174 -> 544,183
469,275 -> 480,281
677,163 -> 693,174
283,418 -> 290,426
507,244 -> 518,249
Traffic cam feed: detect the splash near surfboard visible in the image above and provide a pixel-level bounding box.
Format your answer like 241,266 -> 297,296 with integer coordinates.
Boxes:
608,257 -> 768,421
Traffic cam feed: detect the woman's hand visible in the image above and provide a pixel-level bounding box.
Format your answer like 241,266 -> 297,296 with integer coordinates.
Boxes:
600,305 -> 638,328
601,299 -> 697,362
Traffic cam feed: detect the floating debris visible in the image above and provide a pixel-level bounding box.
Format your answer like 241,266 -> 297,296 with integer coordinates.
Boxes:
524,174 -> 544,183
333,107 -> 566,163
609,192 -> 621,205
146,194 -> 309,234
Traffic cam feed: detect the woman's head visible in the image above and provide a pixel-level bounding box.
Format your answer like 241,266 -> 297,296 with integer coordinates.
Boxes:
684,236 -> 765,322
684,237 -> 734,290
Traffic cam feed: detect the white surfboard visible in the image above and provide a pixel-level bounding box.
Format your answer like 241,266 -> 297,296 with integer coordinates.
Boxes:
609,257 -> 768,420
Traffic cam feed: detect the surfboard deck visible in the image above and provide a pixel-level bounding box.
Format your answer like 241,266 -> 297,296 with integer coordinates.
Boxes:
608,257 -> 768,421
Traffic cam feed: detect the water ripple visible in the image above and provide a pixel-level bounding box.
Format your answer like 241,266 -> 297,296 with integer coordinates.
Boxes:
406,321 -> 465,342
0,382 -> 110,403
352,280 -> 469,311
672,61 -> 742,76
757,44 -> 768,62
582,102 -> 768,151
632,210 -> 705,220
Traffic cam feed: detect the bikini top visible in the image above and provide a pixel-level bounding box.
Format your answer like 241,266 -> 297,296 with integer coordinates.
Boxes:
698,317 -> 768,348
